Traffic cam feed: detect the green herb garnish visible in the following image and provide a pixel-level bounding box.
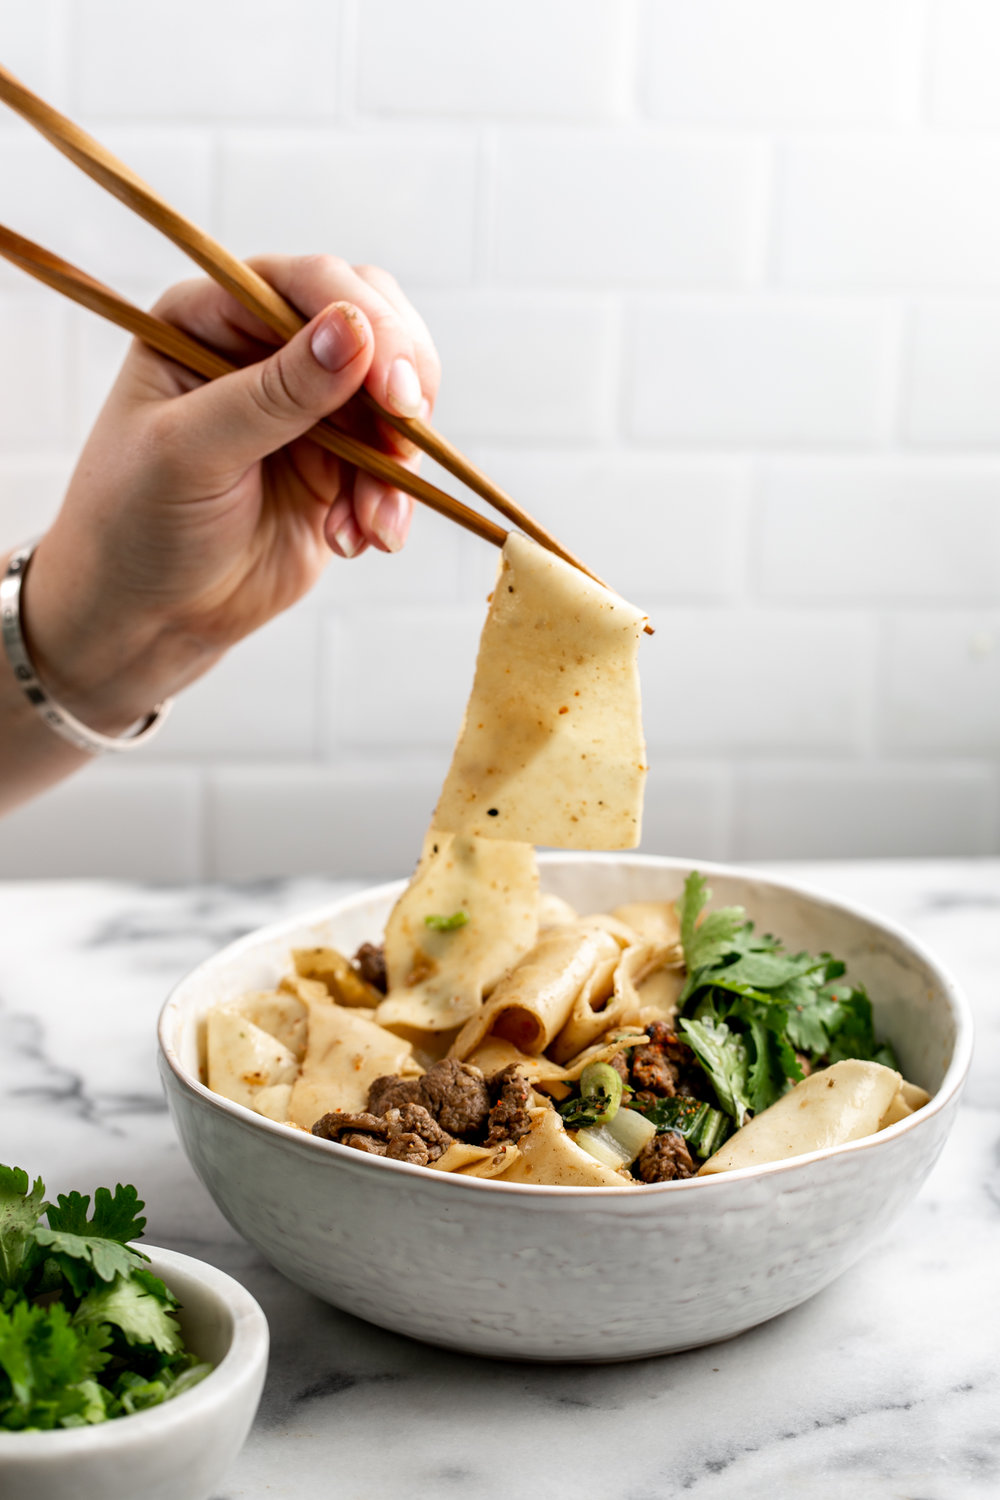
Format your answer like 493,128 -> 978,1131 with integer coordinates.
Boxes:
629,1096 -> 732,1160
673,872 -> 898,1131
0,1166 -> 211,1431
424,911 -> 470,932
558,1062 -> 625,1128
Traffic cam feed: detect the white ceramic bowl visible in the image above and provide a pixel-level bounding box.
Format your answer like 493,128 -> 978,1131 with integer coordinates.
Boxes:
158,855 -> 972,1362
0,1246 -> 268,1500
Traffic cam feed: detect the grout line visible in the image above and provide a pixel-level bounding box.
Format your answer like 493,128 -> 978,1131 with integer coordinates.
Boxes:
475,127 -> 498,287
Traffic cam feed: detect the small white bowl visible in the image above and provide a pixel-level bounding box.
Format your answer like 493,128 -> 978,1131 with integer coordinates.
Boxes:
0,1246 -> 268,1500
158,855 -> 972,1362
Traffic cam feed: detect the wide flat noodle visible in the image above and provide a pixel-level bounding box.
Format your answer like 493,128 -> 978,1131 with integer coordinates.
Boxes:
434,533 -> 647,849
878,1078 -> 931,1129
286,999 -> 422,1127
206,1009 -> 299,1113
431,1141 -> 521,1178
293,947 -> 382,1008
376,830 -> 539,1034
612,901 -> 682,950
699,1060 -> 902,1175
449,921 -> 621,1059
230,989 -> 308,1061
466,1026 -> 649,1090
549,935 -> 674,1063
499,1106 -> 627,1187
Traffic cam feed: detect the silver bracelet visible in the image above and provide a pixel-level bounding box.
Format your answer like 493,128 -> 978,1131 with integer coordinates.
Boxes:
1,542 -> 172,755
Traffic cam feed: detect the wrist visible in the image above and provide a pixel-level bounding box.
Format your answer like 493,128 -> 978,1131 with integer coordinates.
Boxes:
16,539 -> 219,736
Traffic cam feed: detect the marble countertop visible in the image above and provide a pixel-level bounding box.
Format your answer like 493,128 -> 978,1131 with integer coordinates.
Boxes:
0,861 -> 997,1500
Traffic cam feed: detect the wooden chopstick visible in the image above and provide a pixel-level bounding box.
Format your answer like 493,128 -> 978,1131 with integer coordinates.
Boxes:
0,223 -> 508,549
0,61 -> 614,597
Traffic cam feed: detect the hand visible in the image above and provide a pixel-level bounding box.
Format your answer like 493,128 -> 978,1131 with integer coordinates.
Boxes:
20,254 -> 441,732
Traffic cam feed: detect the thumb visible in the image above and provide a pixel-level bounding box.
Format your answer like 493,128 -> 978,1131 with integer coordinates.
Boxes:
175,301 -> 373,474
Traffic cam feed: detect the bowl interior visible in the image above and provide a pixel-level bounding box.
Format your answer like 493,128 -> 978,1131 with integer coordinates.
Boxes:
162,854 -> 969,1112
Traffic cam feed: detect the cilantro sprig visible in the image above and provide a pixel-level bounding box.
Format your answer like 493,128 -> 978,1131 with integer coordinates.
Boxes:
0,1167 -> 210,1431
674,873 -> 899,1131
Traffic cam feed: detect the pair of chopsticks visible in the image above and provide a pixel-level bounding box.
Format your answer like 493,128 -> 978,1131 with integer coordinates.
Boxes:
0,63 -> 651,630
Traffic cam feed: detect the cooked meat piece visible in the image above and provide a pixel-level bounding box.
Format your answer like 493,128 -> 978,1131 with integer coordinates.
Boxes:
484,1065 -> 533,1147
633,1131 -> 697,1183
415,1058 -> 491,1137
629,1021 -> 710,1101
342,1133 -> 388,1156
384,1133 -> 430,1165
607,1051 -> 631,1085
368,1059 -> 491,1138
312,1109 -> 386,1142
382,1104 -> 453,1161
353,940 -> 388,994
367,1073 -> 425,1115
312,1103 -> 452,1163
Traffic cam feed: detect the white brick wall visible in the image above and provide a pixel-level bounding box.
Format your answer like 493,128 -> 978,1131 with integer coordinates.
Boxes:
0,3 -> 997,878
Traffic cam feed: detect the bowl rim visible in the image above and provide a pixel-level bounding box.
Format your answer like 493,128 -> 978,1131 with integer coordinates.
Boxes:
158,852 -> 974,1199
0,1244 -> 268,1454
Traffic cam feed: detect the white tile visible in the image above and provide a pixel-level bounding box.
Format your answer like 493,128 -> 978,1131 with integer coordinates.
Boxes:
0,766 -> 202,879
416,293 -> 616,442
218,130 -> 477,286
929,0 -> 1000,127
324,607 -> 484,753
757,460 -> 1000,604
905,303 -> 1000,447
0,128 -> 214,290
641,0 -> 923,124
732,764 -> 998,859
776,140 -> 1000,290
641,609 -> 871,753
0,296 -> 71,449
627,299 -> 890,446
74,0 -> 344,118
2,4 -> 65,102
207,763 -> 443,879
493,133 -> 763,287
0,457 -> 75,545
640,763 -> 730,862
882,613 -> 1000,753
356,0 -> 632,120
459,449 -> 747,606
145,610 -> 320,759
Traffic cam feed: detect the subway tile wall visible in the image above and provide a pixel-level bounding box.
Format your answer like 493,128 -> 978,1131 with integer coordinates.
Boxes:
1,0 -> 999,879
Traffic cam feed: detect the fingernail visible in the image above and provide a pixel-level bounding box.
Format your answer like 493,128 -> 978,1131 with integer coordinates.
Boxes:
311,303 -> 367,373
371,491 -> 408,553
386,357 -> 422,417
333,516 -> 363,558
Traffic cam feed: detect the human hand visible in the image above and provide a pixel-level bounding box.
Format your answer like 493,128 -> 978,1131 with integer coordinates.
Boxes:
20,254 -> 440,733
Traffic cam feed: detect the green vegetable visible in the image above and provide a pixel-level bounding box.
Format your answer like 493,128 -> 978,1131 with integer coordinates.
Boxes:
557,1062 -> 625,1127
424,911 -> 469,931
0,1166 -> 211,1432
672,872 -> 898,1131
629,1096 -> 732,1160
574,1107 -> 656,1169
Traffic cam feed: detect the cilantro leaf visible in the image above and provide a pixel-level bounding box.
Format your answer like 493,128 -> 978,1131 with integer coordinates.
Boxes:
680,1017 -> 752,1127
46,1184 -> 147,1246
35,1185 -> 149,1288
0,1169 -> 209,1430
675,872 -> 747,1001
74,1275 -> 182,1356
0,1166 -> 47,1291
0,1300 -> 111,1431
